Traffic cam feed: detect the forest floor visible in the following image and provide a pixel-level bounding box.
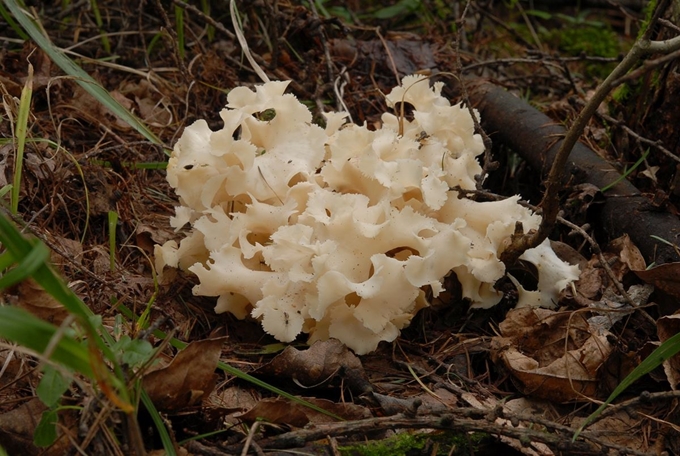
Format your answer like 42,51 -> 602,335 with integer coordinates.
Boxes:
0,1 -> 679,455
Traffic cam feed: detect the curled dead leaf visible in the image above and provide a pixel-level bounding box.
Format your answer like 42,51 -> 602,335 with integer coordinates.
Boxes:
5,279 -> 68,325
143,337 -> 225,411
635,262 -> 680,299
491,307 -> 612,402
609,234 -> 646,274
254,339 -> 370,394
237,398 -> 310,427
237,397 -> 370,427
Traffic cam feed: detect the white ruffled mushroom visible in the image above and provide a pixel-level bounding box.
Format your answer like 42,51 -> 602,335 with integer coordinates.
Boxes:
155,74 -> 580,354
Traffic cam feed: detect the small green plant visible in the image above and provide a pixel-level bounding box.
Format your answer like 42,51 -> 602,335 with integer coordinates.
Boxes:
553,26 -> 620,59
0,213 -> 150,449
339,432 -> 426,456
574,330 -> 680,440
600,149 -> 649,192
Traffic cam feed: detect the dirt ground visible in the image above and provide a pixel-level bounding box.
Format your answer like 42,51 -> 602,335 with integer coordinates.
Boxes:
0,1 -> 679,455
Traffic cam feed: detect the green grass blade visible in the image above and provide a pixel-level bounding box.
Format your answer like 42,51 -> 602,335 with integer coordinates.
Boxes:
0,241 -> 49,289
574,331 -> 680,440
141,390 -> 177,456
0,185 -> 12,198
0,306 -> 94,378
174,3 -> 185,60
108,210 -> 118,272
0,213 -> 117,361
2,0 -> 162,145
0,213 -> 136,412
0,0 -> 27,39
200,0 -> 215,41
601,149 -> 650,192
89,0 -> 111,54
0,250 -> 17,271
11,63 -> 32,214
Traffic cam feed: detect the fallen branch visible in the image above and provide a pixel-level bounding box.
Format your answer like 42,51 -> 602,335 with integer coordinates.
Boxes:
469,83 -> 680,265
222,408 -> 655,455
489,0 -> 680,266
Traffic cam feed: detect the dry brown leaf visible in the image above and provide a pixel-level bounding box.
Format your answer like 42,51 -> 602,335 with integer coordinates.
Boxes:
216,386 -> 260,412
25,152 -> 55,180
143,337 -> 225,411
371,392 -> 420,416
5,279 -> 68,325
331,36 -> 436,77
70,86 -> 132,132
237,396 -> 370,428
0,398 -> 73,456
396,388 -> 458,416
571,411 -> 653,453
47,235 -> 83,271
135,224 -> 158,254
0,399 -> 45,456
550,240 -> 587,271
575,265 -> 604,301
607,234 -> 646,281
254,339 -> 369,393
237,398 -> 310,427
119,79 -> 171,127
570,235 -> 647,309
494,307 -> 591,361
657,313 -> 680,390
491,307 -> 612,402
299,397 -> 371,423
635,262 -> 680,299
90,245 -> 111,276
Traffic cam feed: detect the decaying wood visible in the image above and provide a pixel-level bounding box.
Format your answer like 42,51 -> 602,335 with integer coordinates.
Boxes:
469,82 -> 680,265
221,407 -> 655,455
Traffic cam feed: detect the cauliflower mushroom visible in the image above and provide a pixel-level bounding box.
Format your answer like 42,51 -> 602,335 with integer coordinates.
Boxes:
155,75 -> 579,354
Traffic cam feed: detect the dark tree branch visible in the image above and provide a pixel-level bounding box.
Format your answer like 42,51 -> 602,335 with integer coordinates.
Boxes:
499,0 -> 680,266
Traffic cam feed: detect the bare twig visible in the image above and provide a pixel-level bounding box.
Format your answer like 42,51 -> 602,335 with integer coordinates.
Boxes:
576,98 -> 680,164
500,0 -> 680,266
462,55 -> 620,75
612,47 -> 680,86
591,390 -> 680,423
558,216 -> 656,324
